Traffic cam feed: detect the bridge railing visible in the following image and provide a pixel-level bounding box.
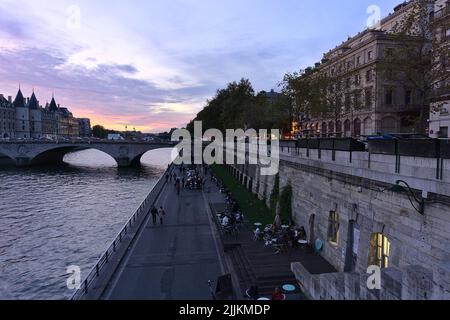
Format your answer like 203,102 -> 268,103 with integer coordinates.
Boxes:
70,165 -> 172,300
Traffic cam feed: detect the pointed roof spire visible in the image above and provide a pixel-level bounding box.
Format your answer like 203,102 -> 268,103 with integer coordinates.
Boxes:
49,95 -> 58,112
13,87 -> 25,108
29,91 -> 39,109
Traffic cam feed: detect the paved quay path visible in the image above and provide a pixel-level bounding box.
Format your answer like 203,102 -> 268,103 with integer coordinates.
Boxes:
101,169 -> 224,300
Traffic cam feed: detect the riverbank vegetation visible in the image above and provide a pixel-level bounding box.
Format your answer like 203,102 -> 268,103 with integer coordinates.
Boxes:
211,164 -> 274,225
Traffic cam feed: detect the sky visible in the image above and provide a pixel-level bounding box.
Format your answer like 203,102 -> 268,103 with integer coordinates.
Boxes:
0,0 -> 402,132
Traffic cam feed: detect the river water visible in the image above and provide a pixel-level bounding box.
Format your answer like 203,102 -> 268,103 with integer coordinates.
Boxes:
0,148 -> 174,300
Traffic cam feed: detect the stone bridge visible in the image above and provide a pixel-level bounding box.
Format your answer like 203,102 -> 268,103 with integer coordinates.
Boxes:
0,141 -> 177,167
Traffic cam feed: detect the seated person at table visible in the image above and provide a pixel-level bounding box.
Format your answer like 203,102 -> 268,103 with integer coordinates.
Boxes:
254,227 -> 262,240
271,287 -> 284,300
297,226 -> 307,241
221,215 -> 230,227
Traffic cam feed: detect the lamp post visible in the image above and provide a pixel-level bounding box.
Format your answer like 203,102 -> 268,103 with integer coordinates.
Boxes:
390,180 -> 425,215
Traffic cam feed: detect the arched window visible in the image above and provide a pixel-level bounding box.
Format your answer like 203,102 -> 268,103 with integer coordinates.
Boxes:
321,122 -> 327,137
363,117 -> 373,136
327,211 -> 340,244
328,122 -> 335,136
353,118 -> 361,137
368,233 -> 391,268
344,120 -> 351,137
336,121 -> 342,137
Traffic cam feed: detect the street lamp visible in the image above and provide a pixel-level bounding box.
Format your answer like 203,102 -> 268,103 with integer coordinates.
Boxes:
390,180 -> 425,215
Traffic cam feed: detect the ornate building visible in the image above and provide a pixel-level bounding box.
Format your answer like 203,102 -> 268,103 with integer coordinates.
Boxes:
0,88 -> 89,140
297,1 -> 428,138
0,94 -> 15,139
429,0 -> 450,138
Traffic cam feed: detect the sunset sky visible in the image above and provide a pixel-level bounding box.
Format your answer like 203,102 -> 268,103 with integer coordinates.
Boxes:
0,0 -> 401,132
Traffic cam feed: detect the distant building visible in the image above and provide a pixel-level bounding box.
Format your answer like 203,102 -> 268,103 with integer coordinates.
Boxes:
0,88 -> 90,140
107,133 -> 124,141
78,118 -> 91,137
0,94 -> 15,139
429,0 -> 450,138
296,1 -> 427,138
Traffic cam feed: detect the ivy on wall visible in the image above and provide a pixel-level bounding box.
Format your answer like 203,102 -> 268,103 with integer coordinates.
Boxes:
270,173 -> 280,212
279,184 -> 293,224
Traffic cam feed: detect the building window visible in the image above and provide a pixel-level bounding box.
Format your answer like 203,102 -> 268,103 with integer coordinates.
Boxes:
353,90 -> 362,108
368,51 -> 373,61
346,78 -> 351,89
439,127 -> 449,138
385,48 -> 394,58
405,90 -> 412,105
368,233 -> 390,268
385,88 -> 394,105
366,70 -> 373,82
345,93 -> 352,111
327,211 -> 340,244
386,69 -> 393,80
356,56 -> 361,65
355,74 -> 361,85
365,88 -> 373,108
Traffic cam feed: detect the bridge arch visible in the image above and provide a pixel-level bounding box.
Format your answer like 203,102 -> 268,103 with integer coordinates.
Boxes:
29,143 -> 173,167
0,151 -> 15,165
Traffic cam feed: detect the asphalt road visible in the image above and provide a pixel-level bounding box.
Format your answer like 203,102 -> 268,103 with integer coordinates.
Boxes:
101,176 -> 224,300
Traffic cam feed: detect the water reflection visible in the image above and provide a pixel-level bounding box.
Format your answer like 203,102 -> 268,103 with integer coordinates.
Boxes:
0,148 -> 172,299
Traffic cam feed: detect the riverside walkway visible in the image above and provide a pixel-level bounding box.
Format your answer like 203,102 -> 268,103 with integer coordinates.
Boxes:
88,167 -> 225,300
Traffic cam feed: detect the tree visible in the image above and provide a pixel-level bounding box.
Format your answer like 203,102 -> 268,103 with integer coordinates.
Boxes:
377,0 -> 450,133
92,125 -> 107,139
187,78 -> 291,134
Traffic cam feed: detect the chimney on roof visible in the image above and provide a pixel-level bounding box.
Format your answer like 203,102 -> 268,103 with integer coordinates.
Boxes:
8,96 -> 12,103
0,94 -> 3,99
27,97 -> 30,104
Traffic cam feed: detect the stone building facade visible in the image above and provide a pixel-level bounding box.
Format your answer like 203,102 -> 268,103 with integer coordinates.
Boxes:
0,94 -> 15,139
227,144 -> 450,299
0,88 -> 88,140
298,1 -> 428,138
429,0 -> 450,138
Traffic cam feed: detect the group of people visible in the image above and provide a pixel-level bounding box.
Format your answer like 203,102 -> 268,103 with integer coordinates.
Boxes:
255,224 -> 307,251
165,164 -> 206,194
150,206 -> 166,225
219,186 -> 244,227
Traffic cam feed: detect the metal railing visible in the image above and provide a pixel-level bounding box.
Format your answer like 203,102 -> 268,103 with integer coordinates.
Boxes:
70,165 -> 172,300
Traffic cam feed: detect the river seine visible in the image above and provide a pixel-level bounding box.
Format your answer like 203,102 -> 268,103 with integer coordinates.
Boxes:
0,148 -> 173,299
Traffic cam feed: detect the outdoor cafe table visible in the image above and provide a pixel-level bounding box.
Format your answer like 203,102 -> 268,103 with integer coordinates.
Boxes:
282,284 -> 296,294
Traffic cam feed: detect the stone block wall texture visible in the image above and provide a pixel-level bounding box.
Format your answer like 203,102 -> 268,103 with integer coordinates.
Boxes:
227,146 -> 450,299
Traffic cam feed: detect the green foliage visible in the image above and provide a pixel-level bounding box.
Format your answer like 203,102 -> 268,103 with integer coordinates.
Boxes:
92,125 -> 120,139
211,164 -> 274,225
92,125 -> 108,139
187,79 -> 292,135
279,184 -> 293,224
269,173 -> 280,211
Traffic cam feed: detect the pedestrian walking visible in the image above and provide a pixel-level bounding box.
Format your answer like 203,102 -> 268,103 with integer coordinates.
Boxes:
158,206 -> 165,225
151,206 -> 158,225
